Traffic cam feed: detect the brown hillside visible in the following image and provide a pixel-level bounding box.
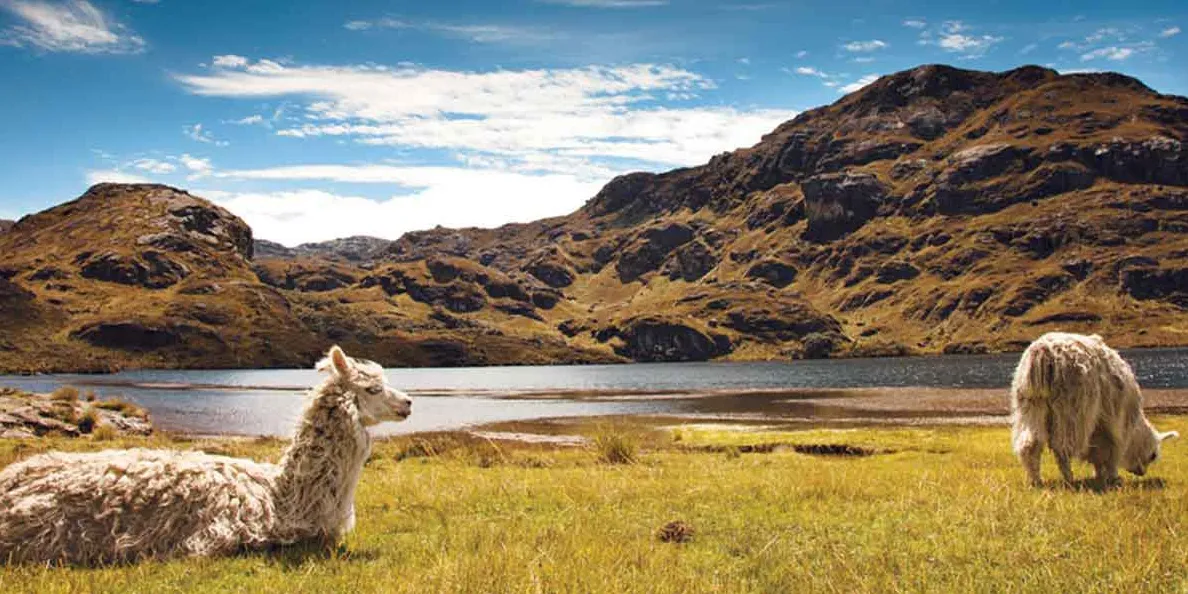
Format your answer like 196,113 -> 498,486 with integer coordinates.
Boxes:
2,64 -> 1187,371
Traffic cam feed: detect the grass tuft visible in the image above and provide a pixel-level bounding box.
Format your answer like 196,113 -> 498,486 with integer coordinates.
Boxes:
592,427 -> 638,465
50,386 -> 79,403
91,424 -> 118,441
92,397 -> 146,419
76,408 -> 99,434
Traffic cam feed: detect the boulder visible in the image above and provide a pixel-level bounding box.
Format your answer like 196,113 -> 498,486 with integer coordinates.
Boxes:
1121,266 -> 1188,308
744,260 -> 798,288
614,318 -> 731,362
616,223 -> 696,282
664,240 -> 717,282
78,251 -> 189,289
801,172 -> 888,241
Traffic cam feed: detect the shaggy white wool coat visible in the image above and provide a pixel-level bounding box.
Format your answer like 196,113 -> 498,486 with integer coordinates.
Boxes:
0,347 -> 410,565
1010,332 -> 1176,487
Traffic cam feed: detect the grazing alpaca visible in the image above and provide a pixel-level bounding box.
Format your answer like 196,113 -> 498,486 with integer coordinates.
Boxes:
1010,332 -> 1177,487
0,346 -> 411,565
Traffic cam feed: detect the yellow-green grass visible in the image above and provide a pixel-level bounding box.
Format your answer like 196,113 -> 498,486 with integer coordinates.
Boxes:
2,418 -> 1188,593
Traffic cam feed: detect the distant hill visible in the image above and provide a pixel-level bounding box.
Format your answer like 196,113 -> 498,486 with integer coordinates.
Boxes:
0,220 -> 13,234
254,236 -> 390,264
2,64 -> 1186,371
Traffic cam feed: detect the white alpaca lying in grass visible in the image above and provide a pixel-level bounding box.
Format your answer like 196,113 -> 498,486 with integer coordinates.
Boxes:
0,346 -> 411,565
1011,332 -> 1177,487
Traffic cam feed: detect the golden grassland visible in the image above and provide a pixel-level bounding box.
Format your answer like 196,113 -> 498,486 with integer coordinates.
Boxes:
2,418 -> 1188,593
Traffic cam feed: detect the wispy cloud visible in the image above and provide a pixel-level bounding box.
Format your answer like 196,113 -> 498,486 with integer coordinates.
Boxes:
1160,26 -> 1181,38
227,114 -> 265,126
176,58 -> 796,174
536,0 -> 667,7
86,169 -> 152,185
839,74 -> 878,94
902,19 -> 926,29
919,21 -> 1002,58
841,39 -> 887,52
1080,45 -> 1144,61
129,158 -> 175,174
343,17 -> 558,44
718,3 -> 776,10
184,123 -> 229,147
0,0 -> 145,54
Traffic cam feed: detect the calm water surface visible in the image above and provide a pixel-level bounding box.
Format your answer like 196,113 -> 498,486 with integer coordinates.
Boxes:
2,349 -> 1186,436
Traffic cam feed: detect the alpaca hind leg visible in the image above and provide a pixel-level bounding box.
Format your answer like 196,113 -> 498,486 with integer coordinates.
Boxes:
1013,405 -> 1048,487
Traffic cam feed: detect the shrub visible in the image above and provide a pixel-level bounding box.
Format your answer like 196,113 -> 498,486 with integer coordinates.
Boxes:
77,407 -> 99,434
92,424 -> 118,441
593,428 -> 638,465
94,397 -> 145,418
50,386 -> 80,403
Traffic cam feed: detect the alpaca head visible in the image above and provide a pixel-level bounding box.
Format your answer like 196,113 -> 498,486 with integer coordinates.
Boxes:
1125,424 -> 1178,476
317,346 -> 412,426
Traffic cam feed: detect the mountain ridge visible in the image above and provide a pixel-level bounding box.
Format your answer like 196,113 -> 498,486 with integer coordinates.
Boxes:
2,63 -> 1186,372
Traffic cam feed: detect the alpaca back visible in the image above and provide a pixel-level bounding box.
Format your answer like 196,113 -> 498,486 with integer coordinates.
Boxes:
1011,333 -> 1140,457
0,449 -> 279,565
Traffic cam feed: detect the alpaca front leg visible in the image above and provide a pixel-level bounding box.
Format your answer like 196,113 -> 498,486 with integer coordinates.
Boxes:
1093,448 -> 1122,489
1053,450 -> 1075,486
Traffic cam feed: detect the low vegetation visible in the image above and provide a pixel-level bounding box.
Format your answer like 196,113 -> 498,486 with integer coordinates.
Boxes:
2,418 -> 1187,592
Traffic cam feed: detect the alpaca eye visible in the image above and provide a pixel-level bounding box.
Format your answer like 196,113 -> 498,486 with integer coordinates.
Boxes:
365,386 -> 383,395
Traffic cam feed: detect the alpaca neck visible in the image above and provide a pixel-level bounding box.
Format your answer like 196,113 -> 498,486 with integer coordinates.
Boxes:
273,381 -> 371,538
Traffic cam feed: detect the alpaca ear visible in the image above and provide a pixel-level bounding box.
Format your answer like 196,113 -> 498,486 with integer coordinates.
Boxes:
1160,431 -> 1180,442
317,346 -> 352,377
329,346 -> 351,377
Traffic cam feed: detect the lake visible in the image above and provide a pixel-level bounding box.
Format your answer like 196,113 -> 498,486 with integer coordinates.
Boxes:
2,348 -> 1187,437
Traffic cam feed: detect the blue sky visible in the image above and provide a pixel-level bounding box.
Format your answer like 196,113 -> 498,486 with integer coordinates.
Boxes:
0,0 -> 1184,245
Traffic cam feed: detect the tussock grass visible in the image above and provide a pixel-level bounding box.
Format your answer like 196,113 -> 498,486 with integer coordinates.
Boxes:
76,408 -> 99,434
92,397 -> 146,419
592,426 -> 639,464
91,424 -> 118,441
1,419 -> 1188,592
49,387 -> 79,403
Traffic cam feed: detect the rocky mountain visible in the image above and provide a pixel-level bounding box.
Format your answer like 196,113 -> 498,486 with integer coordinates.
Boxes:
0,220 -> 13,234
254,236 -> 390,263
1,64 -> 1186,371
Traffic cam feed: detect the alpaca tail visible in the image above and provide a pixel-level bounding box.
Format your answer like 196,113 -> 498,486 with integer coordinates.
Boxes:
1011,338 -> 1059,404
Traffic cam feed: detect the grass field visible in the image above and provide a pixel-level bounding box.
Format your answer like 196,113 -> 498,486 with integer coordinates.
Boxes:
2,418 -> 1188,593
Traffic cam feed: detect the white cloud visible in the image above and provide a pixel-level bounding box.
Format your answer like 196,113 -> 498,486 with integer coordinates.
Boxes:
795,50 -> 807,58
129,158 -> 176,174
176,58 -> 795,173
228,114 -> 265,125
197,169 -> 607,246
1019,43 -> 1037,55
839,74 -> 878,94
179,154 -> 212,176
1160,26 -> 1181,38
342,17 -> 557,44
920,21 -> 1002,58
0,0 -> 144,54
793,66 -> 827,77
902,19 -> 926,29
1080,46 -> 1135,61
212,54 -> 249,68
537,0 -> 667,7
184,123 -> 229,147
86,169 -> 152,185
842,39 -> 887,52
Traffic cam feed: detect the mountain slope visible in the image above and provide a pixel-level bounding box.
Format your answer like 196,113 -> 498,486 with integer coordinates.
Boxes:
2,64 -> 1187,371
